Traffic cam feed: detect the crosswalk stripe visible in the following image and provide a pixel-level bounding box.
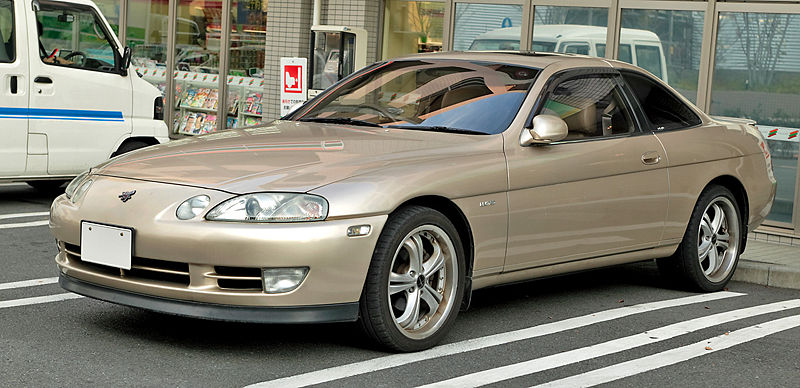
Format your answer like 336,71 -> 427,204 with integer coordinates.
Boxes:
535,314 -> 800,388
0,277 -> 59,291
0,211 -> 50,220
0,220 -> 49,229
0,293 -> 83,309
419,299 -> 800,388
247,291 -> 744,388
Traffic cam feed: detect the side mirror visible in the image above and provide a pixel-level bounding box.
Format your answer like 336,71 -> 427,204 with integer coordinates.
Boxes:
520,115 -> 569,146
119,46 -> 132,76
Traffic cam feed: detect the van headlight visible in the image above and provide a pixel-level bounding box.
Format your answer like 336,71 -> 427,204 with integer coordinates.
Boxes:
205,193 -> 328,222
65,170 -> 93,203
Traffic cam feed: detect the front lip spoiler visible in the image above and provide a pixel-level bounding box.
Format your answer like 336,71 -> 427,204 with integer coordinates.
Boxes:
59,274 -> 359,324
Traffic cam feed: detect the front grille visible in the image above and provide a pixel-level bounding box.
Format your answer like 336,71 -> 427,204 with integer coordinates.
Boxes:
63,242 -> 190,286
212,266 -> 263,290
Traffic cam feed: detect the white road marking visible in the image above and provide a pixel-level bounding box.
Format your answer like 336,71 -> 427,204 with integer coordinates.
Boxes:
0,220 -> 49,229
0,183 -> 27,187
0,293 -> 83,309
419,299 -> 800,388
0,277 -> 59,291
535,314 -> 800,388
247,292 -> 744,388
0,211 -> 50,220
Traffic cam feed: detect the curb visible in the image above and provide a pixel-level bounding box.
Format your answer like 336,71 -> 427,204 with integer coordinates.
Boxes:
733,260 -> 800,290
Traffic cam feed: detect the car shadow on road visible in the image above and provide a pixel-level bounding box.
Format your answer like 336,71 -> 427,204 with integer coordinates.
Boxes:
0,185 -> 63,205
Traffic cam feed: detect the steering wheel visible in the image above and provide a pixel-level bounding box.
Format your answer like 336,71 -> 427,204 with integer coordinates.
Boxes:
357,104 -> 407,123
63,51 -> 87,64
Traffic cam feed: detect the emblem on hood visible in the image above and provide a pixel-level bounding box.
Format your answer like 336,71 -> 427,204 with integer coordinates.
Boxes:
119,190 -> 136,203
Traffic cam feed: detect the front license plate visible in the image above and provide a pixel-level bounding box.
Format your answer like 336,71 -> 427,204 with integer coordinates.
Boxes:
80,222 -> 133,270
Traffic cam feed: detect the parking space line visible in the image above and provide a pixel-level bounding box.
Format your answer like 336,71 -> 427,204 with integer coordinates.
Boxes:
247,291 -> 745,388
0,277 -> 59,291
0,211 -> 50,220
0,293 -> 83,309
0,183 -> 27,187
535,314 -> 800,388
0,220 -> 50,229
419,299 -> 800,388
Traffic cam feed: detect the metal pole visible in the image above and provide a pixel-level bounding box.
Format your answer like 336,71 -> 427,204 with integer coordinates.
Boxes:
217,0 -> 232,132
166,0 -> 178,135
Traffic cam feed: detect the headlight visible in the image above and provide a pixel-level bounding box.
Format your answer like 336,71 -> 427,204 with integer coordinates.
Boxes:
205,193 -> 328,222
65,170 -> 93,203
176,195 -> 211,220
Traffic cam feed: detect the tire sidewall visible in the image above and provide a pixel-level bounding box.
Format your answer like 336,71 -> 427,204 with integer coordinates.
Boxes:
362,206 -> 466,352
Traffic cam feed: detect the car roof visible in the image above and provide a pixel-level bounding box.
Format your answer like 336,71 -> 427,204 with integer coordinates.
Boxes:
475,25 -> 661,43
396,51 -> 609,69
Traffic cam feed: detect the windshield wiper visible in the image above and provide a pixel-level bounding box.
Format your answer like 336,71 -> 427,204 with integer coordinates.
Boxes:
385,125 -> 489,135
299,117 -> 383,128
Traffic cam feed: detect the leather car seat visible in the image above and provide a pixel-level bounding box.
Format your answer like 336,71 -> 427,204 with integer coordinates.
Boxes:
563,102 -> 599,139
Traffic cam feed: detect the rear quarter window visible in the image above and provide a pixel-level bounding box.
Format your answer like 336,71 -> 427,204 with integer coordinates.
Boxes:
621,71 -> 701,131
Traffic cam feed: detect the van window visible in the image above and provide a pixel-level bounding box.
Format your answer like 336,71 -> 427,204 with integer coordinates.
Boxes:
597,44 -> 632,63
562,43 -> 590,55
36,1 -> 118,73
635,45 -> 663,79
531,41 -> 556,52
621,70 -> 701,130
0,0 -> 13,63
469,39 -> 520,51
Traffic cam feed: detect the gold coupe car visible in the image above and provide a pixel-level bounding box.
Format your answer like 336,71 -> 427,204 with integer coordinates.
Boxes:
50,52 -> 776,352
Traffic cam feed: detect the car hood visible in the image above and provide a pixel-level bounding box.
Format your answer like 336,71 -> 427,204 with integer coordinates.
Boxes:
95,120 -> 491,194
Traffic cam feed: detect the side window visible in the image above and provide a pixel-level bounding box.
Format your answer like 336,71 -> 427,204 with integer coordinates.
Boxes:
36,3 -> 118,72
562,43 -> 590,55
539,74 -> 636,140
635,45 -> 663,79
619,44 -> 632,64
0,0 -> 13,63
621,71 -> 701,130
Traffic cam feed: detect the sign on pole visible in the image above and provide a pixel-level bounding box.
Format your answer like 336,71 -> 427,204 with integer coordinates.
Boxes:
280,57 -> 308,116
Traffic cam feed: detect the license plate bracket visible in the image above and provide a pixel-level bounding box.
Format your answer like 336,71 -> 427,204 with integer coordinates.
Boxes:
80,221 -> 133,270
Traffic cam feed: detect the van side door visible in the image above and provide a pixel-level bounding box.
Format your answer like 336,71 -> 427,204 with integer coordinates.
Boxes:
26,0 -> 132,175
0,0 -> 28,177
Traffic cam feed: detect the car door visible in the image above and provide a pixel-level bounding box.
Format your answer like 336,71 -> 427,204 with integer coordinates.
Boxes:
27,0 -> 132,175
0,0 -> 28,176
503,68 -> 669,272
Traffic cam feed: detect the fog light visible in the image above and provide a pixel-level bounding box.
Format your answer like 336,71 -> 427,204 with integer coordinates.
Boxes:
262,267 -> 309,294
347,224 -> 371,237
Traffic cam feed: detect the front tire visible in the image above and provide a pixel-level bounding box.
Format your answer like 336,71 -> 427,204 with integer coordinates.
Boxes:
359,206 -> 465,352
658,185 -> 743,291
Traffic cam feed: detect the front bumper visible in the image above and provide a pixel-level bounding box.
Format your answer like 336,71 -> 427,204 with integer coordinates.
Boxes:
59,273 -> 359,323
51,175 -> 388,310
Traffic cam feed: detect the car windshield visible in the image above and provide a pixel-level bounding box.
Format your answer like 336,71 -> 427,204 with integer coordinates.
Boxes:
289,59 -> 540,135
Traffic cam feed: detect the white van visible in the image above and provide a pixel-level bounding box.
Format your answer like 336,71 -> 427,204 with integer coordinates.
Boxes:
1,0 -> 169,190
468,25 -> 669,83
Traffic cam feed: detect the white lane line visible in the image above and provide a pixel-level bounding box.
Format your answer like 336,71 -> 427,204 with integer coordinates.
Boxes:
0,220 -> 49,229
0,293 -> 83,309
247,292 -> 744,388
0,277 -> 59,291
535,314 -> 800,388
420,299 -> 800,388
0,211 -> 50,220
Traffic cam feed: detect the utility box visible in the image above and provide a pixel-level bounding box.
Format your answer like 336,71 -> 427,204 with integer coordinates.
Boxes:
309,25 -> 367,98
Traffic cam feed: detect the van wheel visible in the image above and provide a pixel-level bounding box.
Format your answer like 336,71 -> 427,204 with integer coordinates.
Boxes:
112,140 -> 151,157
359,206 -> 465,352
26,180 -> 68,192
658,185 -> 742,292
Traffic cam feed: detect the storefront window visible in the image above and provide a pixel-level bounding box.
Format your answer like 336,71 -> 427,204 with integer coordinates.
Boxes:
532,6 -> 607,57
225,0 -> 267,129
620,9 -> 704,103
453,3 -> 522,51
711,12 -> 800,224
382,0 -> 444,59
127,0 -> 169,116
94,0 -> 121,35
173,0 -> 223,135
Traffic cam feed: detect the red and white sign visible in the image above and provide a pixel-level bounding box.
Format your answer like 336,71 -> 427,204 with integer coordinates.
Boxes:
280,58 -> 308,116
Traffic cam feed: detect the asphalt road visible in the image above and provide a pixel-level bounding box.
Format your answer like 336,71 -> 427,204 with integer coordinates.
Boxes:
1,182 -> 799,387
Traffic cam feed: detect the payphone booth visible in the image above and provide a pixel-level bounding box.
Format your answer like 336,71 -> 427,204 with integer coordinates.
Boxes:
309,26 -> 367,98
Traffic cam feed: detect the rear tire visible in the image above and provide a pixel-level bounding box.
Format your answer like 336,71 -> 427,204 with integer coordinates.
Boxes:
112,140 -> 152,157
658,185 -> 743,292
359,206 -> 465,352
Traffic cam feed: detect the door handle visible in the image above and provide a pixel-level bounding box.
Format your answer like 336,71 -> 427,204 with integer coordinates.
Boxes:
642,151 -> 661,165
34,76 -> 53,84
10,76 -> 17,94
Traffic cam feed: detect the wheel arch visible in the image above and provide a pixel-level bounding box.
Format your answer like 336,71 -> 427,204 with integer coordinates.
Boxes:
705,175 -> 750,251
111,137 -> 160,157
392,195 -> 475,310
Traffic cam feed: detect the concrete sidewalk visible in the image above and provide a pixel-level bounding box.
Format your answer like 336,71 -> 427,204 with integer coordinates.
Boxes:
734,239 -> 800,289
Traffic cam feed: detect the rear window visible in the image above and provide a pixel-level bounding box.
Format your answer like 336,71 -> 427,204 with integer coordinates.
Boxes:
621,71 -> 701,130
635,45 -> 663,79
